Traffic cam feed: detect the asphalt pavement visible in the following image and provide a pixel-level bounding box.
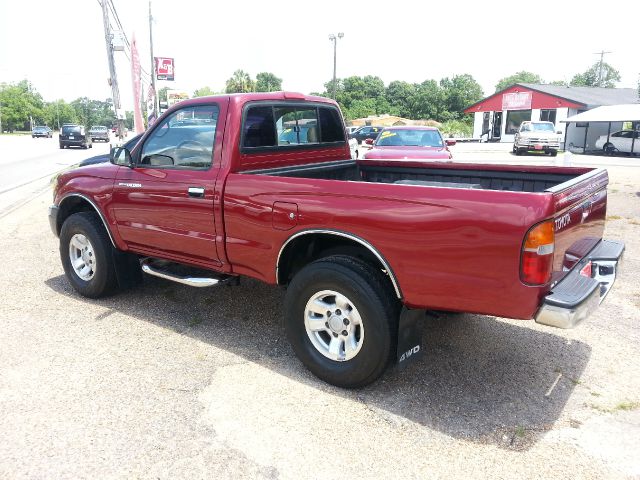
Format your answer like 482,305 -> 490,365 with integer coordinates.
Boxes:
0,135 -> 111,218
0,139 -> 639,479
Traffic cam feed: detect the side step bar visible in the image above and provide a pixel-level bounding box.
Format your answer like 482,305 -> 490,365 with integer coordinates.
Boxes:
140,258 -> 233,288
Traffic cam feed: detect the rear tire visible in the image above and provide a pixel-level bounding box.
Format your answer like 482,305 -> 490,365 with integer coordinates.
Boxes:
60,212 -> 118,298
549,150 -> 558,157
284,255 -> 399,388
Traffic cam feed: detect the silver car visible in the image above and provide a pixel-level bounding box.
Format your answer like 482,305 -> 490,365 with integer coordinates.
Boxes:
89,126 -> 110,142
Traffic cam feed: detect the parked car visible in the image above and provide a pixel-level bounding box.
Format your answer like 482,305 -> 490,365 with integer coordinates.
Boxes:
350,125 -> 383,144
49,92 -> 623,388
513,121 -> 561,156
78,133 -> 143,167
346,126 -> 360,136
595,130 -> 640,154
89,126 -> 110,142
363,126 -> 454,160
32,126 -> 52,138
59,124 -> 92,149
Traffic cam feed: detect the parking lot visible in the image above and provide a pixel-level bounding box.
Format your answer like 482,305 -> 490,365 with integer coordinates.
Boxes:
0,137 -> 639,479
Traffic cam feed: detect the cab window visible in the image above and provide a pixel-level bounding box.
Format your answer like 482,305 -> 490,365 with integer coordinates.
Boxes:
140,105 -> 219,169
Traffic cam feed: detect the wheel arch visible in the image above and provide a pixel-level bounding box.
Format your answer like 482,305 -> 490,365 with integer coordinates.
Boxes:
56,194 -> 117,248
276,230 -> 402,299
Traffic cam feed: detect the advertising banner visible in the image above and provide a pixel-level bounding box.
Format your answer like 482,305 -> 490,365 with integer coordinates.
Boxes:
130,34 -> 144,134
502,92 -> 532,110
154,57 -> 175,81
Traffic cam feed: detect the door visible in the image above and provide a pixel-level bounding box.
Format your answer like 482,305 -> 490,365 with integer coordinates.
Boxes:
492,112 -> 502,139
111,102 -> 226,267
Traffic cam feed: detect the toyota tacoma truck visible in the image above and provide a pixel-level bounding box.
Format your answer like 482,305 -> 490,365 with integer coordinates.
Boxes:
49,92 -> 624,388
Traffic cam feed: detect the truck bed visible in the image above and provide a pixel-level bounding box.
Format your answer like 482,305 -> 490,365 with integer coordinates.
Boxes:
227,159 -> 607,319
246,159 -> 579,193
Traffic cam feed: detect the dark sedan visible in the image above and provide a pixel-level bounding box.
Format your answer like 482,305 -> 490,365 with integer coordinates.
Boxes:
349,126 -> 383,144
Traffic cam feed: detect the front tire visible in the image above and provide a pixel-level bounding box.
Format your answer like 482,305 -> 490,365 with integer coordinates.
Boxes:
60,212 -> 118,298
284,255 -> 399,388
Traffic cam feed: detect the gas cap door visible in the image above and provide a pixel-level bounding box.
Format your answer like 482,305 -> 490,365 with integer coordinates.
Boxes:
272,202 -> 299,230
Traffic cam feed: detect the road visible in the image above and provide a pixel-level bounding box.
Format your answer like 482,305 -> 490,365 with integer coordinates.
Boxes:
0,139 -> 638,479
0,135 -> 111,218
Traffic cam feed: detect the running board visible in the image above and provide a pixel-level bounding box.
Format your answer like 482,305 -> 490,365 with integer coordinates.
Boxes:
140,259 -> 232,288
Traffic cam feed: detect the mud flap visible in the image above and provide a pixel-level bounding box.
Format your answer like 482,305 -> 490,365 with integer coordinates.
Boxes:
112,250 -> 143,289
396,307 -> 425,369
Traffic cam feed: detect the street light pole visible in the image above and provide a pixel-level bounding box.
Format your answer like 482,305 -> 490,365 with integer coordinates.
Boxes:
328,33 -> 344,100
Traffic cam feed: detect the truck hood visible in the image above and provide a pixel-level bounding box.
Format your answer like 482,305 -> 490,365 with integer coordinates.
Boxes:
364,146 -> 452,160
58,161 -> 119,186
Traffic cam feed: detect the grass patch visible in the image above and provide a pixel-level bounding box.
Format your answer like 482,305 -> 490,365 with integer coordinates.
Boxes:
606,215 -> 623,220
610,188 -> 619,193
614,401 -> 640,411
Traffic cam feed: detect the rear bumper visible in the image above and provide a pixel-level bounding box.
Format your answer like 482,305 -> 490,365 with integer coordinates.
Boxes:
535,239 -> 624,329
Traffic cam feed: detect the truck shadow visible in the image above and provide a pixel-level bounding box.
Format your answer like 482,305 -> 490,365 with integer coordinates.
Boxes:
45,274 -> 590,451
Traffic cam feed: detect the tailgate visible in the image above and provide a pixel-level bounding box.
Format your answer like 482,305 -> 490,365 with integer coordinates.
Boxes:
548,168 -> 608,283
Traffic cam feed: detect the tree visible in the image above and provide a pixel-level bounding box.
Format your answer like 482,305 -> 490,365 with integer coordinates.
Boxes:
255,72 -> 282,92
0,80 -> 44,131
43,100 -> 78,129
157,86 -> 169,103
193,86 -> 216,97
570,62 -> 621,88
225,70 -> 255,93
494,71 -> 543,92
70,97 -> 115,129
386,81 -> 416,118
412,80 -> 447,121
549,80 -> 569,86
439,74 -> 483,121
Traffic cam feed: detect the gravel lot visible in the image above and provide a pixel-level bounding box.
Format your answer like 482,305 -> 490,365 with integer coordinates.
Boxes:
0,145 -> 639,479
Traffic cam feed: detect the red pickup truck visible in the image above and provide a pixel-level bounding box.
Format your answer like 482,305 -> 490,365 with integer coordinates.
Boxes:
49,92 -> 624,388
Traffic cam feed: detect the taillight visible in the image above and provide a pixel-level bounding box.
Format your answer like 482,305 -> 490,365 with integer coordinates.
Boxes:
521,220 -> 555,285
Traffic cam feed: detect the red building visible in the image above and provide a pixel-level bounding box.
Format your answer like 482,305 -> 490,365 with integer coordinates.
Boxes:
465,83 -> 637,143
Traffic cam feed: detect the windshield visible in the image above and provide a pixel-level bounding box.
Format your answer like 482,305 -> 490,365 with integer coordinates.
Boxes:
91,126 -> 107,131
523,122 -> 555,132
33,127 -> 47,131
375,129 -> 443,147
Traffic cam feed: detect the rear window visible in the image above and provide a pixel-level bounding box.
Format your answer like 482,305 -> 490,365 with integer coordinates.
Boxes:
242,103 -> 345,151
62,126 -> 82,134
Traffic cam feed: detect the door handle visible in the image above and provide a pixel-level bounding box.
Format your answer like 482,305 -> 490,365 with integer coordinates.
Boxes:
188,187 -> 205,198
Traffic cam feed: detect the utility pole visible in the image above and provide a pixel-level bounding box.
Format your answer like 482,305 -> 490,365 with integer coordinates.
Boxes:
594,50 -> 612,87
100,0 -> 124,141
149,0 -> 159,120
328,33 -> 344,100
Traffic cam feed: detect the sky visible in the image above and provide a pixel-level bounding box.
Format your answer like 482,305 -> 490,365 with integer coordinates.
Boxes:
1,0 -> 638,111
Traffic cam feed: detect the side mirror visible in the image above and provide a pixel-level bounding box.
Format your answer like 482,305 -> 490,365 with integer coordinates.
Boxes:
364,138 -> 374,145
445,139 -> 457,146
110,146 -> 133,168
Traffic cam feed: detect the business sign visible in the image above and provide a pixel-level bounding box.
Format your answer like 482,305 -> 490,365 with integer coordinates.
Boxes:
502,91 -> 532,110
154,57 -> 175,81
166,89 -> 190,107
